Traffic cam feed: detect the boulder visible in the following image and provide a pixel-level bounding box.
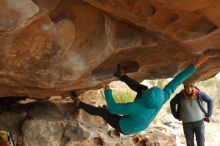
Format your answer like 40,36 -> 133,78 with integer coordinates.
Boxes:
0,0 -> 220,99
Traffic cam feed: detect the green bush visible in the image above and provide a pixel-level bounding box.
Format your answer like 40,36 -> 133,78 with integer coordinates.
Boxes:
111,89 -> 136,103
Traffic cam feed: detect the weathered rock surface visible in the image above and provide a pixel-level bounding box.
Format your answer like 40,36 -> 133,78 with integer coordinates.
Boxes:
1,0 -> 220,98
0,99 -> 177,146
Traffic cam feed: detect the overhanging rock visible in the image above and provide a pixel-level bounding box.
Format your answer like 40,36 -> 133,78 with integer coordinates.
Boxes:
0,0 -> 220,98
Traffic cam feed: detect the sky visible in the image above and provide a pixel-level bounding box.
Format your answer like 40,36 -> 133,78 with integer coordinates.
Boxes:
216,72 -> 220,79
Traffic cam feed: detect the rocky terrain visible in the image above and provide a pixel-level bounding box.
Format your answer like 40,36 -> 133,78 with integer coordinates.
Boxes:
0,97 -> 177,146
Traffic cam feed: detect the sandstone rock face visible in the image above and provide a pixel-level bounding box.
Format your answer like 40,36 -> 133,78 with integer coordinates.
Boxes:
0,0 -> 220,98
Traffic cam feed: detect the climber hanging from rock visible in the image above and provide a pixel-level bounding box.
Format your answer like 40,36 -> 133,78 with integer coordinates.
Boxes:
70,51 -> 213,135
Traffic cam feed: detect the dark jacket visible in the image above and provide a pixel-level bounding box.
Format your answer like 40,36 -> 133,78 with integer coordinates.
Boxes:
170,89 -> 213,120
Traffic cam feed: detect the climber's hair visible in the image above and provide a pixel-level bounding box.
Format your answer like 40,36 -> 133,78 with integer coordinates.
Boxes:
183,84 -> 198,100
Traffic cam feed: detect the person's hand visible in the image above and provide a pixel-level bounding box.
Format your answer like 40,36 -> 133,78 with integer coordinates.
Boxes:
194,52 -> 210,69
101,81 -> 110,89
204,116 -> 210,122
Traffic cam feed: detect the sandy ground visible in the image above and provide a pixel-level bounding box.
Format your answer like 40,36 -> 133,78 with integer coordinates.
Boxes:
205,122 -> 220,146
